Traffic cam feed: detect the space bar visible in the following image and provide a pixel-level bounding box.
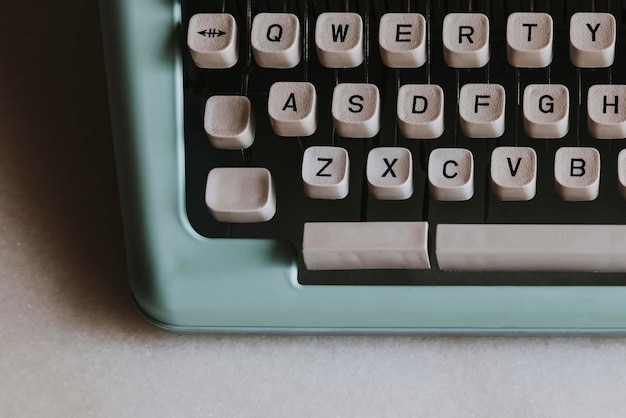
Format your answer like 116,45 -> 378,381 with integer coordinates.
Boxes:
436,224 -> 626,272
302,222 -> 430,270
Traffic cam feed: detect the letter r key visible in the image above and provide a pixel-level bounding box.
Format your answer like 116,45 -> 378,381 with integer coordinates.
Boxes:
443,13 -> 490,68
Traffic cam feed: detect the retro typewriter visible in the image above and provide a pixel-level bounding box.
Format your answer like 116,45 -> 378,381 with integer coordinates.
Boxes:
100,0 -> 626,332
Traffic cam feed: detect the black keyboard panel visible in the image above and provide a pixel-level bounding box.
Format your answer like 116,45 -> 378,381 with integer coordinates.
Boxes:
181,0 -> 626,285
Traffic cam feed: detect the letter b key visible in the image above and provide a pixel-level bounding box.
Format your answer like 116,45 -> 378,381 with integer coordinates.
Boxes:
554,147 -> 600,201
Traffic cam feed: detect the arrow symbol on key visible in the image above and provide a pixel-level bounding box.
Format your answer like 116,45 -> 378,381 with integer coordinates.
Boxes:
198,29 -> 226,38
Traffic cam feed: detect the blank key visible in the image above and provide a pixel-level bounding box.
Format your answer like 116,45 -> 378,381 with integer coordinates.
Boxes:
587,85 -> 626,139
523,84 -> 569,139
554,147 -> 600,201
443,13 -> 490,68
570,12 -> 616,68
436,224 -> 626,272
315,12 -> 363,68
204,96 -> 255,149
268,82 -> 317,137
459,84 -> 505,138
331,83 -> 380,138
303,222 -> 430,270
205,167 -> 276,223
506,12 -> 553,68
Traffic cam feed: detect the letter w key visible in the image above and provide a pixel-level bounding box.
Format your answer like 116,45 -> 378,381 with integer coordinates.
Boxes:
315,13 -> 363,68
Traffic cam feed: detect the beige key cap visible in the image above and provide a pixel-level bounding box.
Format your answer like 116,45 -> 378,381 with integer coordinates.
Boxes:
331,83 -> 380,138
570,12 -> 616,68
204,96 -> 255,149
187,14 -> 239,69
268,82 -> 317,137
315,12 -> 363,68
251,13 -> 301,68
459,84 -> 506,138
205,167 -> 276,223
443,13 -> 490,68
397,84 -> 444,139
554,147 -> 600,201
303,222 -> 430,270
587,85 -> 626,139
490,147 -> 537,201
302,146 -> 349,199
523,84 -> 569,139
436,224 -> 626,272
366,147 -> 413,200
428,148 -> 474,201
506,12 -> 553,68
379,13 -> 426,68
618,149 -> 626,200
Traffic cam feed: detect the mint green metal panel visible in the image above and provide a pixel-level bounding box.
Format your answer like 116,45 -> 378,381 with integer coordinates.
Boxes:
100,0 -> 626,333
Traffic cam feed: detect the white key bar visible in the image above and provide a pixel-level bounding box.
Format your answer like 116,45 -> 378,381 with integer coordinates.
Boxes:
436,224 -> 626,272
303,222 -> 430,270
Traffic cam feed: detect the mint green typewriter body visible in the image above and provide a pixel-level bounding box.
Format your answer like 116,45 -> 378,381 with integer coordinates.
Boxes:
100,0 -> 626,333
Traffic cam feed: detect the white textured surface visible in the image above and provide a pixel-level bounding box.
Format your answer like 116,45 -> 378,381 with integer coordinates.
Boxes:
315,12 -> 363,68
569,12 -> 615,68
188,14 -> 239,69
428,148 -> 474,201
436,224 -> 626,271
442,13 -> 490,68
366,147 -> 413,200
378,13 -> 426,68
205,168 -> 276,223
459,83 -> 506,138
204,96 -> 255,149
554,147 -> 600,201
397,84 -> 445,139
490,147 -> 537,201
302,222 -> 430,270
251,13 -> 301,68
506,12 -> 553,68
4,2 -> 626,417
523,84 -> 569,139
268,81 -> 317,137
331,83 -> 380,138
587,85 -> 626,139
302,146 -> 349,199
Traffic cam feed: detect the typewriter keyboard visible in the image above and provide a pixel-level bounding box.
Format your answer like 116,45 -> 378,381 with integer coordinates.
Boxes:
181,0 -> 626,286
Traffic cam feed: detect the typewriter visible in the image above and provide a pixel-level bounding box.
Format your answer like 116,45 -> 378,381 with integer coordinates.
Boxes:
100,0 -> 626,333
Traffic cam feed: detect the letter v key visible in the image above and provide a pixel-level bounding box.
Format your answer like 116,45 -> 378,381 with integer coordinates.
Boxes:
491,147 -> 537,201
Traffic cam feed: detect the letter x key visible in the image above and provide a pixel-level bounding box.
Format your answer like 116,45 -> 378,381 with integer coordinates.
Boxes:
366,147 -> 413,200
